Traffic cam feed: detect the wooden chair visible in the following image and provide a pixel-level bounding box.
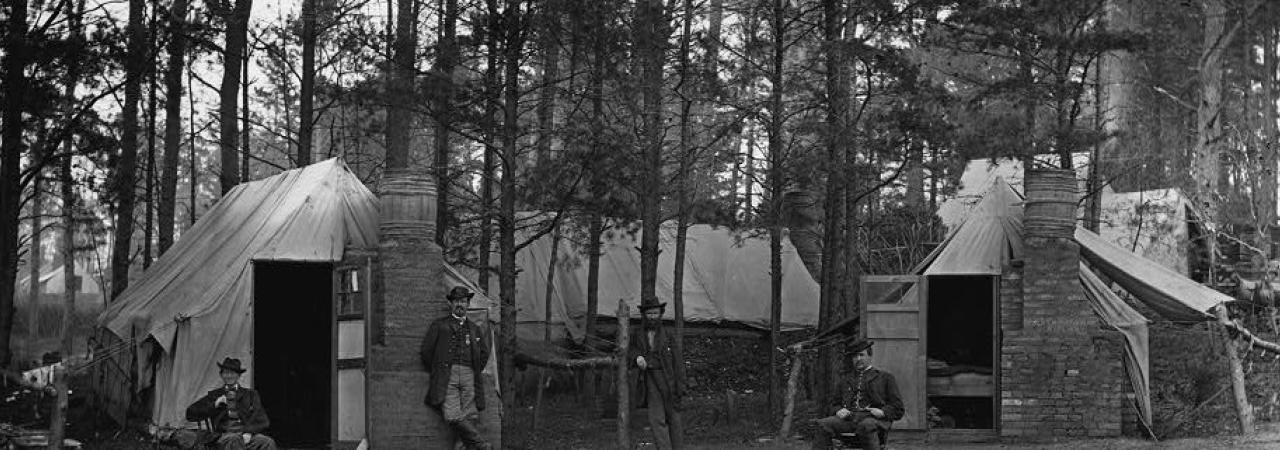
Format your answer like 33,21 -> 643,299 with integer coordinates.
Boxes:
833,427 -> 888,449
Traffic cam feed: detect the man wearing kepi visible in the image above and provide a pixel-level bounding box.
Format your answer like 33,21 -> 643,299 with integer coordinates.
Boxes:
630,298 -> 684,449
812,339 -> 903,450
421,286 -> 492,450
185,357 -> 277,450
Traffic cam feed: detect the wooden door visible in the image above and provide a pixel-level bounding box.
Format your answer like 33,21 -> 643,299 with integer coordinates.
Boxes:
860,275 -> 927,431
333,259 -> 371,446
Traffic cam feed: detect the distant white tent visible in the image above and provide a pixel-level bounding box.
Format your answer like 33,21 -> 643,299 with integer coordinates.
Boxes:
15,258 -> 107,312
947,158 -> 1195,276
488,223 -> 822,340
97,159 -> 498,428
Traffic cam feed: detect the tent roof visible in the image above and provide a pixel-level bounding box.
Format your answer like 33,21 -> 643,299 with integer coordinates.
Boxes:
915,177 -> 1024,275
98,158 -> 379,349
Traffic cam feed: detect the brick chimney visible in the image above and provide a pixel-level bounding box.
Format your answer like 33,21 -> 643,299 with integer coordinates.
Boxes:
999,168 -> 1125,438
370,169 -> 495,448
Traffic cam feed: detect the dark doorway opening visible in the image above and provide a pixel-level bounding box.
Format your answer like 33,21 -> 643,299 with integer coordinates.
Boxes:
253,261 -> 332,447
926,275 -> 995,430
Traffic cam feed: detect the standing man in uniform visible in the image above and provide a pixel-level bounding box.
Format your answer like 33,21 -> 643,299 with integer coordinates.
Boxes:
421,286 -> 492,450
630,299 -> 684,449
812,339 -> 903,450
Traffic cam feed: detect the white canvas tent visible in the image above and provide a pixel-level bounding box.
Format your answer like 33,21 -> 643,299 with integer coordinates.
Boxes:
492,224 -> 822,340
96,159 -> 498,430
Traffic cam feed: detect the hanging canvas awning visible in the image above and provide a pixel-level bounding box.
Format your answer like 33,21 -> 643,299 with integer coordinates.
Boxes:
1075,228 -> 1232,323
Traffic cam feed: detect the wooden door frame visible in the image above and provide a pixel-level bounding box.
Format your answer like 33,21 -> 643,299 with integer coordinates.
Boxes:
860,274 -> 927,431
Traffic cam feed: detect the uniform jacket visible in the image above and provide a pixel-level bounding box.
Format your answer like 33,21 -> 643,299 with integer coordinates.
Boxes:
420,315 -> 490,409
185,385 -> 271,434
832,366 -> 905,425
629,325 -> 683,408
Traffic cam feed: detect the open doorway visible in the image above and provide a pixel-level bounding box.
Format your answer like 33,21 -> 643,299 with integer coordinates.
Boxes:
253,261 -> 333,447
925,275 -> 995,430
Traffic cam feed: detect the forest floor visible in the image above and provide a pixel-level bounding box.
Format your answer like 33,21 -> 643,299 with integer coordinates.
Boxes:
504,391 -> 1280,450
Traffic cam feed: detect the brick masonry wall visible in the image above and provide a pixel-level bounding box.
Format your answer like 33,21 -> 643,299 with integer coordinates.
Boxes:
1000,236 -> 1126,439
369,240 -> 509,449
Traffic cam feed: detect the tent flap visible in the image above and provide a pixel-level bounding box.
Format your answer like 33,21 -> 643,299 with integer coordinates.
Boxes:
1079,264 -> 1152,430
1075,228 -> 1231,322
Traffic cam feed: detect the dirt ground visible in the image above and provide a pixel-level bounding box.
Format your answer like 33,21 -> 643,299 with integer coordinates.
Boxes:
505,392 -> 1280,450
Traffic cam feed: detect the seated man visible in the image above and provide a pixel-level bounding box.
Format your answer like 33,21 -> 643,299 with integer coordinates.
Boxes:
813,339 -> 903,450
186,357 -> 277,450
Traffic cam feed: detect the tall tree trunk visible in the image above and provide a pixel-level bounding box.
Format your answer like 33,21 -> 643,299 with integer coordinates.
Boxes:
766,0 -> 786,421
27,176 -> 43,352
299,0 -> 317,167
543,226 -> 561,342
144,0 -> 159,269
58,0 -> 84,360
217,0 -> 251,194
1102,0 -> 1146,191
584,7 -> 606,339
0,0 -> 30,368
498,0 -> 524,433
585,213 -> 602,338
534,0 -> 560,167
241,48 -> 250,178
905,139 -> 923,209
744,134 -> 755,221
817,0 -> 848,410
479,0 -> 501,293
636,0 -> 665,312
158,0 -> 186,254
111,0 -> 146,300
1086,51 -> 1102,232
670,0 -> 695,426
187,62 -> 198,226
386,0 -> 419,170
1195,0 -> 1225,283
435,0 -> 458,247
1263,22 -> 1277,258
60,138 -> 77,361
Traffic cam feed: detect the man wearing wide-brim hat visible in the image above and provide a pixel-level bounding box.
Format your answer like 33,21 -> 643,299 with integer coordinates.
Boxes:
811,339 -> 903,450
629,298 -> 684,449
185,357 -> 277,450
420,286 -> 492,449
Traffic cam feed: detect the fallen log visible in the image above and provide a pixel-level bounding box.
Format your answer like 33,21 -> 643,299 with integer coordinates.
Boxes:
1221,317 -> 1280,356
514,354 -> 615,370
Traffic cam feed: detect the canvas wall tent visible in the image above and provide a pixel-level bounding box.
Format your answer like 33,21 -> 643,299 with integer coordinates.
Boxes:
488,223 -> 822,341
872,175 -> 1236,434
94,159 -> 499,445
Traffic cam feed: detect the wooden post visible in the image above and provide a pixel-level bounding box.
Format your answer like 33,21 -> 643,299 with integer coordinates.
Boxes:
616,300 -> 630,450
1216,306 -> 1255,434
48,365 -> 67,450
777,343 -> 804,440
533,368 -> 548,429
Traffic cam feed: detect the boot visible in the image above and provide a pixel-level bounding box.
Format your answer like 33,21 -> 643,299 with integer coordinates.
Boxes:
450,419 -> 493,450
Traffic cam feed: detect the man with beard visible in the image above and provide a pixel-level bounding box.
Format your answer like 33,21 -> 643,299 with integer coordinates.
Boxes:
421,286 -> 492,450
630,299 -> 684,449
812,339 -> 903,450
185,357 -> 277,450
